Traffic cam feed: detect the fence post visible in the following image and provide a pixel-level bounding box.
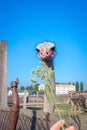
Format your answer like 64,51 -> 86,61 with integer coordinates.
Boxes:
36,92 -> 39,106
0,40 -> 7,109
23,90 -> 28,109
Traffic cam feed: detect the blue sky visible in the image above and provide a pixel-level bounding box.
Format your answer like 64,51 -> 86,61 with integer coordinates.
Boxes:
0,0 -> 87,89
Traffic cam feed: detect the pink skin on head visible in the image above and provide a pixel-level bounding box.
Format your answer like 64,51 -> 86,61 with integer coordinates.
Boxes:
39,50 -> 54,58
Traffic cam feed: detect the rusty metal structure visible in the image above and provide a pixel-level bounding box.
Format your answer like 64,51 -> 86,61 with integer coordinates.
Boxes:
7,79 -> 19,130
36,41 -> 56,113
0,78 -> 19,130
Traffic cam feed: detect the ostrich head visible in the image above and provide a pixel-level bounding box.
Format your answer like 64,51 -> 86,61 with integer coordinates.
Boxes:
36,41 -> 55,61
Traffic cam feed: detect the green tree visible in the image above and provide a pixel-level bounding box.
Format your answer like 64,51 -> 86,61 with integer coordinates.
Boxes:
26,85 -> 32,91
80,82 -> 84,91
68,82 -> 71,85
39,89 -> 44,94
7,86 -> 11,91
56,82 -> 60,84
75,82 -> 79,91
26,85 -> 34,94
72,82 -> 75,85
34,84 -> 40,93
20,86 -> 25,92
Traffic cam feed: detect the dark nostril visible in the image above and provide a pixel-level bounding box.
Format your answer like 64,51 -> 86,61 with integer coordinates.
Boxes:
40,52 -> 43,55
40,52 -> 44,56
46,52 -> 49,55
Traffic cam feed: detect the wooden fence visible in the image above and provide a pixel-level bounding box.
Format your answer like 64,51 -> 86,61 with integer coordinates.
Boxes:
8,94 -> 44,109
8,92 -> 87,109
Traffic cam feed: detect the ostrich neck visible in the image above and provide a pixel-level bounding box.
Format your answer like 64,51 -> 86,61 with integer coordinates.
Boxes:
43,59 -> 54,70
43,59 -> 55,89
43,59 -> 55,113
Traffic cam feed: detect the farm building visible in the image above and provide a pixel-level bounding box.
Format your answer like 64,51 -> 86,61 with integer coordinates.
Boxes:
38,84 -> 76,95
56,84 -> 75,95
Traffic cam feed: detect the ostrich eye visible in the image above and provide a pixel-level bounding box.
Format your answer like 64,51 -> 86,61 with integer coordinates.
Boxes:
51,47 -> 55,51
36,48 -> 40,52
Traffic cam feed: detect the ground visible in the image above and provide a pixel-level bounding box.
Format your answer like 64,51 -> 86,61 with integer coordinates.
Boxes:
7,94 -> 87,129
20,107 -> 87,130
50,112 -> 87,130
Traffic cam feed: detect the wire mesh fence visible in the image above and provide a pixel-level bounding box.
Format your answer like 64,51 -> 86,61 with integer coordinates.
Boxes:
0,109 -> 50,130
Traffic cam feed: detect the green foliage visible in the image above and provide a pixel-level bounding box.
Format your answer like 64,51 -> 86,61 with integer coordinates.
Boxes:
34,84 -> 39,92
30,78 -> 37,83
7,87 -> 11,91
56,82 -> 60,84
39,90 -> 44,94
30,62 -> 55,101
80,82 -> 84,91
68,82 -> 71,85
26,85 -> 33,94
20,86 -> 25,91
31,65 -> 45,81
75,81 -> 79,91
72,82 -> 75,85
26,85 -> 40,94
29,63 -> 45,94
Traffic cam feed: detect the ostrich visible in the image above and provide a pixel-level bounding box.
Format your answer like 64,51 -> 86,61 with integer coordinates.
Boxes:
36,41 -> 56,113
69,94 -> 86,112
